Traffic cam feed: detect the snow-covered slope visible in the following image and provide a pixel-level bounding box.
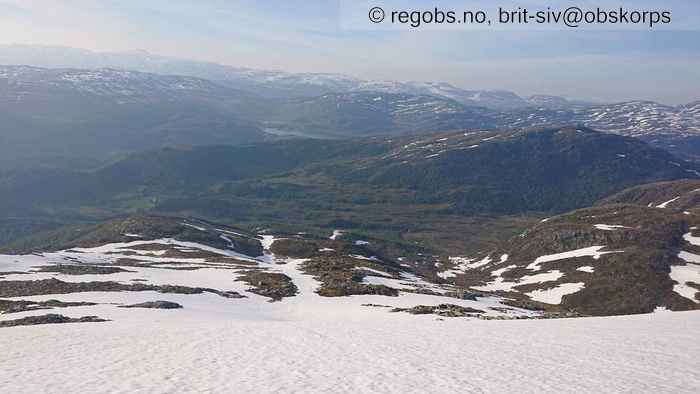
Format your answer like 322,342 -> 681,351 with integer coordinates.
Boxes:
436,199 -> 700,316
580,101 -> 700,138
352,80 -> 530,110
2,305 -> 699,393
495,101 -> 700,147
0,235 -> 533,320
271,91 -> 496,136
2,227 -> 700,393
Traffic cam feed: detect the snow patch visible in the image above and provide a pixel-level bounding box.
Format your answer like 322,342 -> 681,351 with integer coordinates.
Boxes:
354,266 -> 392,277
349,254 -> 382,262
183,223 -> 207,232
678,251 -> 700,264
526,283 -> 585,305
594,224 -> 630,231
259,235 -> 277,251
329,230 -> 344,240
656,197 -> 680,208
683,232 -> 700,247
527,246 -> 622,271
438,256 -> 493,279
474,270 -> 564,292
669,260 -> 700,303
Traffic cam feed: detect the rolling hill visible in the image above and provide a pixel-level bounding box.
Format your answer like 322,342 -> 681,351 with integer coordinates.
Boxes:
2,57 -> 699,164
0,127 -> 697,250
317,126 -> 699,214
266,92 -> 496,137
426,179 -> 700,316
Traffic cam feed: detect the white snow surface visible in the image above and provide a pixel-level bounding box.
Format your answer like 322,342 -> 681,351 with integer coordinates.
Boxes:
526,282 -> 586,305
1,308 -> 699,393
2,236 -> 700,393
122,233 -> 142,238
656,196 -> 680,208
678,251 -> 700,264
182,222 -> 207,232
527,246 -> 623,271
259,235 -> 278,251
594,224 -> 630,231
438,255 -> 494,279
683,232 -> 700,246
672,253 -> 700,303
354,266 -> 392,277
473,270 -> 564,292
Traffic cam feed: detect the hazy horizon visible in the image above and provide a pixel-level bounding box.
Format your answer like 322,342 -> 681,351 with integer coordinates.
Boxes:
0,0 -> 698,104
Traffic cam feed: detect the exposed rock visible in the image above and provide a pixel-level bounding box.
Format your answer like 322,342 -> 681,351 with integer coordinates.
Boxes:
391,304 -> 485,317
34,264 -> 133,275
237,271 -> 298,301
0,278 -> 245,299
443,290 -> 480,301
269,238 -> 320,259
119,301 -> 183,309
0,271 -> 30,275
0,314 -> 108,328
1,215 -> 263,257
302,257 -> 400,297
453,200 -> 700,316
0,299 -> 97,314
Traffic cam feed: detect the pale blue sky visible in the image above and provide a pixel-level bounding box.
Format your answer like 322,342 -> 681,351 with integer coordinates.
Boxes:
0,0 -> 698,103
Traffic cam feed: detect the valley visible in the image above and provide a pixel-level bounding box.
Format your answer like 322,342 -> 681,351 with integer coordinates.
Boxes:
1,45 -> 699,393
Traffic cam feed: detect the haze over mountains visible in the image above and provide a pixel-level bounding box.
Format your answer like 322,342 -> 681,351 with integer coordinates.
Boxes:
0,45 -> 570,108
1,45 -> 700,166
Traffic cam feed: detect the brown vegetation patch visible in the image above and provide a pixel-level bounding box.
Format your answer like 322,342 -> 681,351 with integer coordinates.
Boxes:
236,271 -> 298,301
301,257 -> 399,297
0,299 -> 97,314
119,301 -> 183,309
391,304 -> 485,317
0,314 -> 108,328
0,278 -> 244,299
34,265 -> 133,275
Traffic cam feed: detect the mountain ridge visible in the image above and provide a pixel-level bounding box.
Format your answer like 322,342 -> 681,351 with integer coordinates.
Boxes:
0,44 -> 591,109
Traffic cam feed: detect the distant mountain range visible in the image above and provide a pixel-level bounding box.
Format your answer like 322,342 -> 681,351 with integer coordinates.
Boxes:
266,92 -> 496,137
0,65 -> 269,167
1,45 -> 700,164
0,44 -> 595,109
496,100 -> 700,159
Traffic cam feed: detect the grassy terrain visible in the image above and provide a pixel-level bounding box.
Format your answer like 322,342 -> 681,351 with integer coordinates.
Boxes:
1,127 -> 695,258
